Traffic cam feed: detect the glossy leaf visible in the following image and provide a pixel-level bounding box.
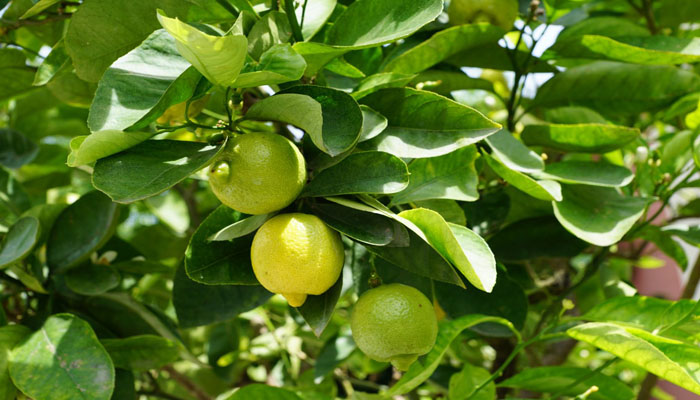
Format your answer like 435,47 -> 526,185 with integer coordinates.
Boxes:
20,0 -> 62,19
64,263 -> 121,296
352,72 -> 416,99
483,152 -> 562,201
0,217 -> 40,269
663,225 -> 700,247
247,11 -> 292,60
635,225 -> 688,269
208,214 -> 270,242
533,161 -> 635,187
521,124 -> 639,153
10,314 -> 115,400
359,88 -> 501,158
297,275 -> 342,336
385,314 -> 518,396
225,384 -> 302,400
0,129 -> 38,169
358,105 -> 387,142
233,44 -> 306,88
281,85 -> 363,156
87,29 -> 198,132
449,363 -> 495,400
568,323 -> 700,395
67,130 -> 154,167
485,129 -> 543,173
399,208 -> 496,292
245,93 -> 323,148
158,12 -> 247,87
0,48 -> 35,102
533,61 -> 700,116
383,24 -> 505,74
47,191 -> 120,272
500,366 -> 635,400
311,201 -> 405,246
92,140 -> 222,203
295,0 -> 336,40
185,206 -> 258,285
292,42 -> 348,77
553,185 -> 648,246
101,335 -> 179,371
488,216 -> 588,261
0,325 -> 30,400
391,146 -> 479,205
303,152 -> 409,197
173,264 -> 272,328
325,0 -> 442,48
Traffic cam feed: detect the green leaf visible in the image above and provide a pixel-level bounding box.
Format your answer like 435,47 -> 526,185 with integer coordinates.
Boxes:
246,93 -> 323,146
663,225 -> 700,247
485,129 -> 543,173
247,11 -> 292,60
413,199 -> 466,225
499,366 -> 635,400
311,201 -> 406,246
185,206 -> 258,285
483,152 -> 562,201
67,130 -> 154,167
567,322 -> 700,395
582,296 -> 700,343
385,314 -> 518,396
521,123 -> 639,153
399,208 -> 496,292
111,369 -> 135,400
325,0 -> 442,48
225,384 -> 302,400
358,105 -> 387,142
325,57 -> 366,78
351,72 -> 416,99
281,85 -> 363,156
0,128 -> 38,169
173,264 -> 272,328
64,263 -> 121,296
158,12 -> 247,87
410,70 -> 493,96
296,0 -> 336,40
101,335 -> 179,371
543,106 -> 609,124
93,140 -> 222,203
313,334 -> 356,383
553,185 -> 649,246
391,146 -> 479,205
0,168 -> 30,218
546,35 -> 700,65
533,61 -> 700,116
87,29 -> 199,132
658,0 -> 700,28
449,363 -> 495,400
0,217 -> 40,269
532,161 -> 635,187
10,314 -> 115,400
20,0 -> 62,19
47,191 -> 120,272
383,24 -> 505,74
446,43 -> 558,73
33,40 -> 70,86
556,16 -> 650,40
0,325 -> 30,400
233,44 -> 306,88
488,216 -> 588,261
635,225 -> 688,269
303,152 -> 409,197
64,0 -> 210,82
359,88 -> 501,158
208,214 -> 270,242
297,275 -> 342,337
0,48 -> 35,102
435,271 -> 527,334
292,42 -> 348,77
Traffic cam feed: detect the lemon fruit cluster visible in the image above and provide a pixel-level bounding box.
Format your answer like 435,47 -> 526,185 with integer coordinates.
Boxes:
448,0 -> 519,31
208,132 -> 306,215
351,283 -> 438,371
250,213 -> 344,307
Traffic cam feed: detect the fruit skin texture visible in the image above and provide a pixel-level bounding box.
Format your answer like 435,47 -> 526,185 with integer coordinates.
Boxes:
447,0 -> 519,31
250,213 -> 344,307
208,132 -> 306,215
351,283 -> 438,371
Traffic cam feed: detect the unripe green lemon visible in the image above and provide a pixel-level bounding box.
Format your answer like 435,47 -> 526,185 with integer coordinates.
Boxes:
250,213 -> 344,307
351,284 -> 438,371
208,132 -> 306,215
448,0 -> 519,31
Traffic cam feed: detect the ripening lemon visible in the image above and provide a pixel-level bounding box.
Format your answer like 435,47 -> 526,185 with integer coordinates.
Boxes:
447,0 -> 519,31
208,132 -> 306,215
351,284 -> 438,371
250,213 -> 344,307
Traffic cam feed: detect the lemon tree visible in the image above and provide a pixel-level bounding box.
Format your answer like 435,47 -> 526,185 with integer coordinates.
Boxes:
1,0 -> 700,399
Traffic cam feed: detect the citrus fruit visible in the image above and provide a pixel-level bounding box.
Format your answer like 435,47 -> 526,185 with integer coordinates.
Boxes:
250,213 -> 344,307
208,132 -> 306,215
448,0 -> 519,31
351,283 -> 438,371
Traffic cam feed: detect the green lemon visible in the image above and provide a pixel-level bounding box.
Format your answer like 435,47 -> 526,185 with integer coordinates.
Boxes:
351,283 -> 438,371
447,0 -> 519,31
208,132 -> 306,215
250,213 -> 344,307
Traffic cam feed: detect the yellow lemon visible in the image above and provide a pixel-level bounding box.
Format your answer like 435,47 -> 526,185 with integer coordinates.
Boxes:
448,0 -> 519,31
351,283 -> 438,371
208,132 -> 306,215
250,213 -> 344,307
